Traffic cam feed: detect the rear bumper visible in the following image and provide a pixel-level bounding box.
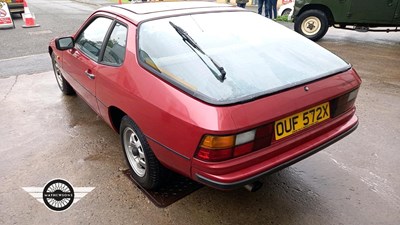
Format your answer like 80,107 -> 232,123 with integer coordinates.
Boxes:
193,110 -> 358,190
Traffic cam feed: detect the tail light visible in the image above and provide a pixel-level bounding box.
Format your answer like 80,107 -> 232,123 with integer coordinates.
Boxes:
15,0 -> 24,3
330,88 -> 359,118
195,124 -> 273,162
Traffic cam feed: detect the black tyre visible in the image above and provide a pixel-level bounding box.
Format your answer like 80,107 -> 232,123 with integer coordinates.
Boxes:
282,9 -> 291,16
51,53 -> 75,95
294,9 -> 329,41
120,116 -> 165,190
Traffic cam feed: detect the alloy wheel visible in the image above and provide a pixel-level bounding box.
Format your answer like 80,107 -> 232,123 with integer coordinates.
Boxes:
123,127 -> 146,177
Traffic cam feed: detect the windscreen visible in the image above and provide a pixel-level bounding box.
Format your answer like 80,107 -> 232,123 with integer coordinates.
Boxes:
138,11 -> 350,105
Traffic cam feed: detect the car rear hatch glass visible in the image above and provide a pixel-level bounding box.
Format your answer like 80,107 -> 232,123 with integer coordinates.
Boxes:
138,11 -> 350,105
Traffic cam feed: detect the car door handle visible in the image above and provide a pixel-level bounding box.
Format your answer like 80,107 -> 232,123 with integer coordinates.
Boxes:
85,70 -> 95,80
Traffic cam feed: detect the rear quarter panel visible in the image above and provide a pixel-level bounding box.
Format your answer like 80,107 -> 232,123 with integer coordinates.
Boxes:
95,22 -> 217,177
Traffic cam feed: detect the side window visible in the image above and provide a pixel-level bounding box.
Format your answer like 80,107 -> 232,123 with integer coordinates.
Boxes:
75,17 -> 113,61
102,23 -> 128,66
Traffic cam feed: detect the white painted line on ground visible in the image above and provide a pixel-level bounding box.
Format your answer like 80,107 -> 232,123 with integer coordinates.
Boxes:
0,53 -> 49,63
323,151 -> 400,208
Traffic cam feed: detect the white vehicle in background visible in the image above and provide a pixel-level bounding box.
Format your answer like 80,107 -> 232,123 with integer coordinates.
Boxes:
278,1 -> 294,19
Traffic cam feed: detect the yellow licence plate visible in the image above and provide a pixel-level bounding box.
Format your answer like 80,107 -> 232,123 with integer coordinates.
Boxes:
275,102 -> 330,140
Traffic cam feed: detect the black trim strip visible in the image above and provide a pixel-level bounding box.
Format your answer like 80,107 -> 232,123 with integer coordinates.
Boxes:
145,135 -> 190,160
196,121 -> 359,190
98,20 -> 129,67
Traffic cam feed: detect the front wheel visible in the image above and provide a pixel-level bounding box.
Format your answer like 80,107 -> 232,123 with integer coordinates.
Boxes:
51,53 -> 75,95
120,116 -> 166,190
294,9 -> 329,41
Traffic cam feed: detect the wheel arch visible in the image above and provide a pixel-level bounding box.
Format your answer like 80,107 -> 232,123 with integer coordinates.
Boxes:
297,4 -> 334,26
48,46 -> 53,57
108,106 -> 127,134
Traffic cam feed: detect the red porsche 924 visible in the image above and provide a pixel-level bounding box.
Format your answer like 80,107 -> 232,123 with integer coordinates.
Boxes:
49,2 -> 361,191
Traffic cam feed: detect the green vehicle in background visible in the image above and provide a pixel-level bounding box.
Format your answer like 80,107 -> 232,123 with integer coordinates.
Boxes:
293,0 -> 400,41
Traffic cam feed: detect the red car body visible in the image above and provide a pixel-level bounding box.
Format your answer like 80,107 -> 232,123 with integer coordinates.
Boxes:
49,2 -> 361,190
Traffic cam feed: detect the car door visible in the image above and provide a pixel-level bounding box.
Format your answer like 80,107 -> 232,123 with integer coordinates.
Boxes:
94,20 -> 130,121
349,0 -> 400,23
62,16 -> 113,113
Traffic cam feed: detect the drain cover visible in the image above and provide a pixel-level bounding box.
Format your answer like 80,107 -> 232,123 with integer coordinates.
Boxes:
124,170 -> 203,208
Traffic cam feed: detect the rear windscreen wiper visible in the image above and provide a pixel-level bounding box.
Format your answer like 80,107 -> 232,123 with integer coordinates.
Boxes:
169,21 -> 226,82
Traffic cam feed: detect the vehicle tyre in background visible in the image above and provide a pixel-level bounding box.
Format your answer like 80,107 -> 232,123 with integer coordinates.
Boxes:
282,9 -> 291,16
51,53 -> 75,95
120,115 -> 166,190
294,9 -> 329,41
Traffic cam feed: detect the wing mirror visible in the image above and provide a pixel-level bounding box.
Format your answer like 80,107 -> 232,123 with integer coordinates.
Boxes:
55,37 -> 75,51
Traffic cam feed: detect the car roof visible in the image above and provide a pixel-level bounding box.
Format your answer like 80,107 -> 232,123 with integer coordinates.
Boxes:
98,1 -> 242,25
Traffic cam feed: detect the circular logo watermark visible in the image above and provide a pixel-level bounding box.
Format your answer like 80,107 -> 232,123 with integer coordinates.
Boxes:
23,180 -> 94,212
42,179 -> 75,212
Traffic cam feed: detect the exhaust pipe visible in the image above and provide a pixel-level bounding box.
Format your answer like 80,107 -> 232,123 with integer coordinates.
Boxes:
244,181 -> 263,192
